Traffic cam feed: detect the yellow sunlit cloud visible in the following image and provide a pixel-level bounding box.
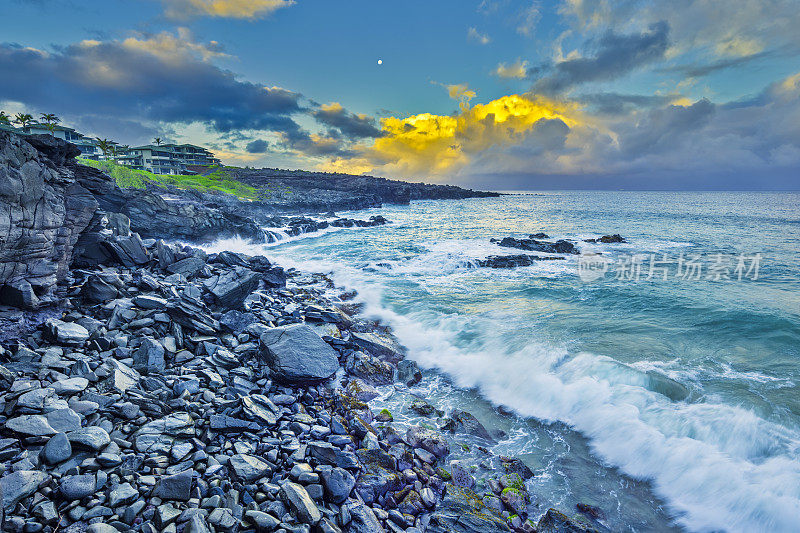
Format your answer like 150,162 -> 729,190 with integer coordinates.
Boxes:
320,93 -> 583,178
494,60 -> 529,79
164,0 -> 293,19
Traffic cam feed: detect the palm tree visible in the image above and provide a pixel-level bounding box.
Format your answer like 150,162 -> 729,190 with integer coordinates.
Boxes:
0,111 -> 10,125
40,113 -> 59,125
153,137 -> 163,146
45,123 -> 57,134
95,138 -> 116,159
13,113 -> 34,128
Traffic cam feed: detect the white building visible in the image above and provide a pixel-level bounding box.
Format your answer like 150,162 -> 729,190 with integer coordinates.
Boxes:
118,143 -> 221,175
17,123 -> 100,159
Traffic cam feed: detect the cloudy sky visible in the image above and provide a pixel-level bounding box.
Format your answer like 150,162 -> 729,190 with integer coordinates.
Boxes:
2,0 -> 799,189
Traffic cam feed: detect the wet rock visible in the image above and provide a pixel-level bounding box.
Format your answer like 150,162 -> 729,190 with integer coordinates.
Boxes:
406,425 -> 450,458
350,331 -> 404,363
477,254 -> 564,268
280,481 -> 321,524
259,324 -> 339,384
318,466 -> 355,504
536,508 -> 596,532
427,485 -> 510,533
450,461 -> 475,489
345,351 -> 395,385
396,359 -> 422,386
499,456 -> 534,480
584,234 -> 626,244
446,410 -> 493,441
493,237 -> 578,255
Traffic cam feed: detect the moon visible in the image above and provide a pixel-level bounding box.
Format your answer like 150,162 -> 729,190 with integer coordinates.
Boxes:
377,59 -> 383,65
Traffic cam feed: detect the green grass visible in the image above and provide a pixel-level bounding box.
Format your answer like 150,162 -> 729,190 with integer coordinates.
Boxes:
78,159 -> 259,200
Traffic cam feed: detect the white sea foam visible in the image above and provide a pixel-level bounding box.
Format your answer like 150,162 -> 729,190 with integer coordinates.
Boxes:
202,234 -> 800,533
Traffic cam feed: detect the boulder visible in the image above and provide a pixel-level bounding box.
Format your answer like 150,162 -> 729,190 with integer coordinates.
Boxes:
207,267 -> 260,309
396,359 -> 422,386
259,324 -> 339,384
229,454 -> 272,482
406,425 -> 450,458
81,275 -> 119,303
350,331 -> 405,363
318,466 -> 355,504
44,319 -> 89,346
427,485 -> 511,533
280,482 -> 321,524
0,279 -> 39,310
167,256 -> 206,278
133,337 -> 166,375
1,470 -> 49,511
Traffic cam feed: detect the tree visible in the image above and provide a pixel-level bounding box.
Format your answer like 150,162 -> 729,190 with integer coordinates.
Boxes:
95,138 -> 116,159
40,113 -> 60,125
13,113 -> 34,128
45,123 -> 56,134
0,111 -> 10,125
153,137 -> 163,146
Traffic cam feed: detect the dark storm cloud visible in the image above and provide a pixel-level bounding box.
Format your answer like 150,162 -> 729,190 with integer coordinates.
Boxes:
0,38 -> 304,136
617,98 -> 715,156
531,22 -> 670,93
312,104 -> 383,139
663,51 -> 773,78
245,139 -> 269,153
578,92 -> 676,114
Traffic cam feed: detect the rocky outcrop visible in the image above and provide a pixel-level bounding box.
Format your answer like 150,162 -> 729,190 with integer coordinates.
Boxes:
476,254 -> 566,268
584,234 -> 626,243
491,236 -> 579,255
0,132 -> 113,306
95,186 -> 265,243
207,167 -> 501,214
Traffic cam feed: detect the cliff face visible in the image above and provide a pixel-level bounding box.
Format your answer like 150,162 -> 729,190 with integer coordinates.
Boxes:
0,132 -> 114,307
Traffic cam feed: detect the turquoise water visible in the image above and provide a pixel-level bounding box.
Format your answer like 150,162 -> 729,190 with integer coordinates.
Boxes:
209,192 -> 800,532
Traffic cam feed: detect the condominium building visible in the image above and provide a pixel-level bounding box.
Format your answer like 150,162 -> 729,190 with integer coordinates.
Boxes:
12,123 -> 101,158
118,143 -> 221,175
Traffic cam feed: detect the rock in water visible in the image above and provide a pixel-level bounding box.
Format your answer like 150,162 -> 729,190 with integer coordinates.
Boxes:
427,485 -> 511,533
259,324 -> 339,384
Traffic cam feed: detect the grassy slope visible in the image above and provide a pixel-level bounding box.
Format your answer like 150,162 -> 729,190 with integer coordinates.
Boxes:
78,159 -> 259,200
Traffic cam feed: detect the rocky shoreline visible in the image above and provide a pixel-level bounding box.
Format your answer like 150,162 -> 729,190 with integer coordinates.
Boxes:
1,132 -> 603,532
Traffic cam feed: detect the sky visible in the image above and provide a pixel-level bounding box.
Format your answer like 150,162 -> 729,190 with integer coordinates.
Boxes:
1,0 -> 799,190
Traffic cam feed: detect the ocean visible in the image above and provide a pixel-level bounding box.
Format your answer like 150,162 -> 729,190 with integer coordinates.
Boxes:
205,191 -> 800,532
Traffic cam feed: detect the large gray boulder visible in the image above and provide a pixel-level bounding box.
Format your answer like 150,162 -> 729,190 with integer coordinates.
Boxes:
1,470 -> 49,511
259,324 -> 339,384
